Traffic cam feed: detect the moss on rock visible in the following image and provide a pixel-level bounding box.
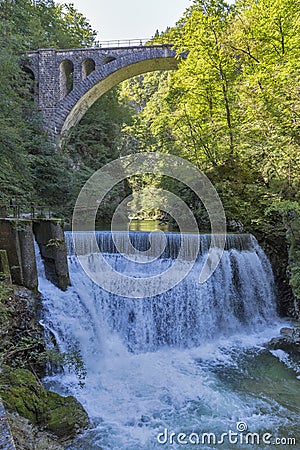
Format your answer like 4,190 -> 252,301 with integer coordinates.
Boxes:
0,366 -> 89,439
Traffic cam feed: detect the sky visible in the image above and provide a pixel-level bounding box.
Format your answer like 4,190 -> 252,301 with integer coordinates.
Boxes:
61,0 -> 192,41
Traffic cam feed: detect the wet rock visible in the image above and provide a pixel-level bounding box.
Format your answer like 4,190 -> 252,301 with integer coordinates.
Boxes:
266,326 -> 300,354
0,367 -> 89,441
280,327 -> 300,341
7,413 -> 65,450
257,232 -> 295,317
0,399 -> 15,450
227,220 -> 243,233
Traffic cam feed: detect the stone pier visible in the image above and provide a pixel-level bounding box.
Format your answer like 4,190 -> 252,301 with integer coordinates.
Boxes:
33,219 -> 70,291
0,250 -> 12,284
0,218 -> 70,291
0,219 -> 37,290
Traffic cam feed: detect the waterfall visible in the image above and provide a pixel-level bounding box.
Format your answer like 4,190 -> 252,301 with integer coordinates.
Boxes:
40,231 -> 277,354
36,232 -> 299,450
66,231 -> 256,258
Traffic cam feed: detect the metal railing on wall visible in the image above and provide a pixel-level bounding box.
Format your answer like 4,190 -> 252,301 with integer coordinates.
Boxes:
0,203 -> 53,219
94,38 -> 152,48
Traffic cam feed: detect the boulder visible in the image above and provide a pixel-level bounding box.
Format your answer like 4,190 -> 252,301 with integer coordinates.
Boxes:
266,326 -> 300,354
0,367 -> 89,440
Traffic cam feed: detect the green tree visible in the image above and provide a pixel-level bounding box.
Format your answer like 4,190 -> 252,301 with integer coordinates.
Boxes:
155,0 -> 239,168
65,88 -> 133,171
0,17 -> 33,202
0,0 -> 97,210
231,0 -> 300,197
118,0 -> 300,229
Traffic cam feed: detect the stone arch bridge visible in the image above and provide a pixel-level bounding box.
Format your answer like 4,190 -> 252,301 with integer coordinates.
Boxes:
27,43 -> 179,144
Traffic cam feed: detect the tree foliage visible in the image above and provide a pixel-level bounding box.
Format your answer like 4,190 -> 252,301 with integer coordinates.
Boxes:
1,0 -> 300,234
121,0 -> 300,231
0,0 -> 128,214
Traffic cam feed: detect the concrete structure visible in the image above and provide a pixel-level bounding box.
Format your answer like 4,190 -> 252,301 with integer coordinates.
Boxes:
33,219 -> 70,291
0,220 -> 37,290
26,45 -> 179,144
0,219 -> 70,291
0,250 -> 12,284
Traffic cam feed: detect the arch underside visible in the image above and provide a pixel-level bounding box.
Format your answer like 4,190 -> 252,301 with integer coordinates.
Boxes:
58,57 -> 178,143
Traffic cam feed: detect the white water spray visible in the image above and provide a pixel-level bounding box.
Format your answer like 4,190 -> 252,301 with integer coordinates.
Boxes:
36,232 -> 298,450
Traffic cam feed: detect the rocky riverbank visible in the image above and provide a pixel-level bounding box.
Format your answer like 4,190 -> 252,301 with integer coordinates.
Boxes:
0,367 -> 89,449
256,221 -> 300,319
0,284 -> 89,449
267,325 -> 300,356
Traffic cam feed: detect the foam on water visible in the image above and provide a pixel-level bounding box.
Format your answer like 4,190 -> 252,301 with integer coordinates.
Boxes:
62,232 -> 277,352
36,232 -> 299,450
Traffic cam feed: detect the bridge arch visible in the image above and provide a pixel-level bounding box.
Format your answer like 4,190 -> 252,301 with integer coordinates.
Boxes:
60,52 -> 178,143
82,58 -> 96,79
103,56 -> 116,65
22,65 -> 36,97
27,45 -> 179,144
60,59 -> 74,99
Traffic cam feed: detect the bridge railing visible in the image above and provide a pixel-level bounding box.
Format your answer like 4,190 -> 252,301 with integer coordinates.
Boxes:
94,38 -> 153,48
0,203 -> 53,219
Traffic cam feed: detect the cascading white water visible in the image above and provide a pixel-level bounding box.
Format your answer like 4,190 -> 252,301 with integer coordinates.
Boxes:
63,232 -> 277,352
37,232 -> 299,450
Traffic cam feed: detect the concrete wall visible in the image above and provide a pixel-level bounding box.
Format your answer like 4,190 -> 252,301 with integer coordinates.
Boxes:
33,219 -> 70,291
0,250 -> 12,284
0,219 -> 70,291
0,219 -> 37,290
